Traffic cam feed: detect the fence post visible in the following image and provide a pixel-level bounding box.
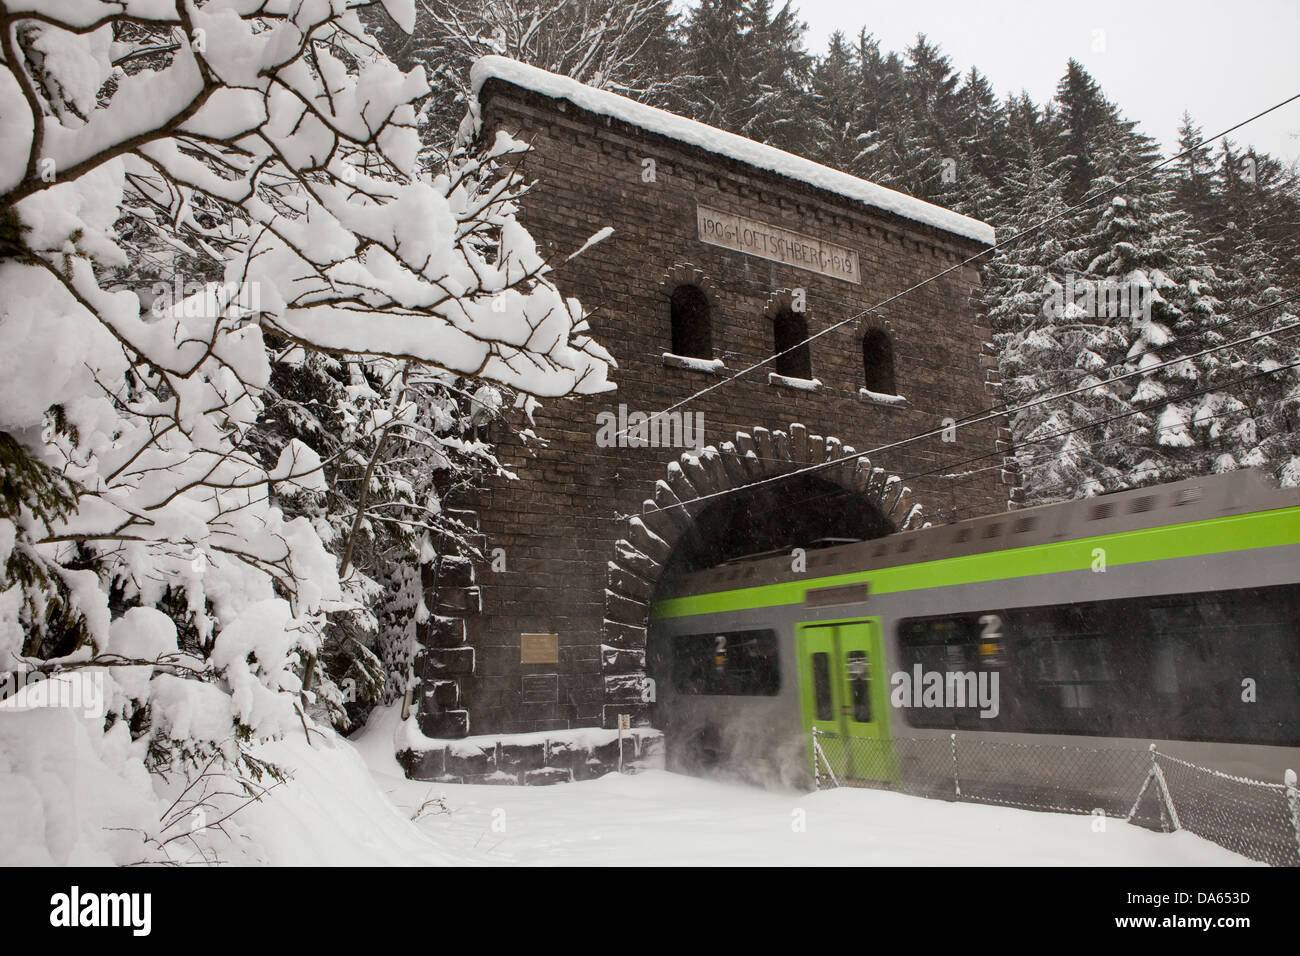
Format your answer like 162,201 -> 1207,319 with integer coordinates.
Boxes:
1286,769 -> 1300,861
1127,743 -> 1179,832
811,728 -> 839,789
950,732 -> 961,799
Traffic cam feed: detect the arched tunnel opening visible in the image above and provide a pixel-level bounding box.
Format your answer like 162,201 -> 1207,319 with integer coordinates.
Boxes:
654,471 -> 896,597
645,471 -> 897,786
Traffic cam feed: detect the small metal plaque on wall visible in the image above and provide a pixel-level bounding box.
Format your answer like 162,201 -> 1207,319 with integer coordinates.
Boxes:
521,674 -> 559,704
520,632 -> 559,664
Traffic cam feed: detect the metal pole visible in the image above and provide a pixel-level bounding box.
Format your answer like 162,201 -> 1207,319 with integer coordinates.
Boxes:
1286,769 -> 1300,861
950,733 -> 961,798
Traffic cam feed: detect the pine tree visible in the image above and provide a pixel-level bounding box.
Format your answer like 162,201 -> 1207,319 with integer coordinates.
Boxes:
364,0 -> 684,146
943,67 -> 1003,220
1171,112 -> 1216,226
675,0 -> 816,151
808,31 -> 862,171
1053,58 -> 1115,205
987,148 -> 1123,501
1067,102 -> 1300,487
853,34 -> 957,201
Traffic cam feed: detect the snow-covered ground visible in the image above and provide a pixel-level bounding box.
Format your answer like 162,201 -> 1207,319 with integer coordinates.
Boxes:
231,705 -> 1252,867
0,700 -> 1254,866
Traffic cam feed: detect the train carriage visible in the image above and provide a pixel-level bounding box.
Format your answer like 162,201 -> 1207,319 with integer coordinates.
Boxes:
647,469 -> 1300,809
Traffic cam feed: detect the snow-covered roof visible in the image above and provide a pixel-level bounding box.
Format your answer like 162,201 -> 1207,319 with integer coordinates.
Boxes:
470,56 -> 996,246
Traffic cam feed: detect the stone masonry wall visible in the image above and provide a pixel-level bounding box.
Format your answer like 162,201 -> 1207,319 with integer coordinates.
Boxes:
413,78 -> 1012,742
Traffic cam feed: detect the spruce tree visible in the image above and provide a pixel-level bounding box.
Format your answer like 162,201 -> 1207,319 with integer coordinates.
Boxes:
854,34 -> 957,201
808,31 -> 863,171
1053,58 -> 1115,205
988,149 -> 1123,501
1171,112 -> 1216,227
675,0 -> 816,151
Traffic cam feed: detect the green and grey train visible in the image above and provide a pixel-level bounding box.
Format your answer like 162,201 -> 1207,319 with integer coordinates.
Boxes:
647,469 -> 1300,801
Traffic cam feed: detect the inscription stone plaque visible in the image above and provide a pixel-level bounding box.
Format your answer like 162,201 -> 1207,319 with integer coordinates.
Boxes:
696,204 -> 861,283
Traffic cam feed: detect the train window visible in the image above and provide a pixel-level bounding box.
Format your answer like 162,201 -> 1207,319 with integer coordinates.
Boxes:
812,652 -> 833,720
672,629 -> 780,696
895,615 -> 982,729
896,583 -> 1300,745
847,651 -> 872,722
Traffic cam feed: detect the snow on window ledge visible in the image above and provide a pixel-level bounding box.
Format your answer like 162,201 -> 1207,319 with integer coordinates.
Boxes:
859,387 -> 907,407
768,372 -> 822,392
663,352 -> 726,374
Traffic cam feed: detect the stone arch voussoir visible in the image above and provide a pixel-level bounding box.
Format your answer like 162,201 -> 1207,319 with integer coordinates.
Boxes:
659,262 -> 721,307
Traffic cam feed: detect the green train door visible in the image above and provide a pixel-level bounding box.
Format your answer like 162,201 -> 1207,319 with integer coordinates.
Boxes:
797,619 -> 897,785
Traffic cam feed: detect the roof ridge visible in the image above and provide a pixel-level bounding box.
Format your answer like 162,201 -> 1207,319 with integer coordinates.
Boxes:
469,56 -> 996,246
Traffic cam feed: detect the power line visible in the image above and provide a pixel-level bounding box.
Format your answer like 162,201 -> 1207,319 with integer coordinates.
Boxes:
758,345 -> 1300,527
614,89 -> 1300,441
694,282 -> 1300,475
958,288 -> 1300,430
648,304 -> 1300,516
917,353 -> 1300,511
588,298 -> 1300,524
756,407 -> 1255,528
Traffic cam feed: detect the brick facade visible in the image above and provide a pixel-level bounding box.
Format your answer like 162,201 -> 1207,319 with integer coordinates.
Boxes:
413,75 -> 1011,744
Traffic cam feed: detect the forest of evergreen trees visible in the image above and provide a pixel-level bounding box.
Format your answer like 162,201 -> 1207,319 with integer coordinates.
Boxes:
370,0 -> 1300,505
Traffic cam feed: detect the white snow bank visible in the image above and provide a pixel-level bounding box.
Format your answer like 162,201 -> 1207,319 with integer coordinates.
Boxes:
0,700 -> 451,866
235,729 -> 455,866
408,770 -> 1258,868
471,56 -> 995,246
362,759 -> 1253,867
0,708 -> 157,866
351,704 -> 1249,867
6,696 -> 1250,866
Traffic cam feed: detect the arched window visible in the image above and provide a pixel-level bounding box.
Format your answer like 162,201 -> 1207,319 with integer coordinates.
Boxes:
862,328 -> 896,394
670,285 -> 712,359
772,309 -> 812,380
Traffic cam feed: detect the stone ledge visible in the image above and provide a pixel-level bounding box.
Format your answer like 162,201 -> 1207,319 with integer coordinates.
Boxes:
857,387 -> 908,407
767,372 -> 822,392
398,724 -> 664,785
662,352 -> 727,374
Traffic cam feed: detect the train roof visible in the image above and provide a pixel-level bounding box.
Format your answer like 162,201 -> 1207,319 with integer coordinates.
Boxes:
663,469 -> 1299,601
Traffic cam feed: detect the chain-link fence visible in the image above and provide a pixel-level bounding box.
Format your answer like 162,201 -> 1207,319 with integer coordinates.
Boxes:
812,730 -> 1300,867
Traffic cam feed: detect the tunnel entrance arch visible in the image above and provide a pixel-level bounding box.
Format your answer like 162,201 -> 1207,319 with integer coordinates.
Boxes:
598,422 -> 929,727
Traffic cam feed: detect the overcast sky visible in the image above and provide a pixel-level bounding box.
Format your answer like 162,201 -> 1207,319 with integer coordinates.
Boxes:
748,0 -> 1300,164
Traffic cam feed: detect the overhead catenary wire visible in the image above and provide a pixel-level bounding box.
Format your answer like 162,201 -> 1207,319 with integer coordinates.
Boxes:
759,405 -> 1267,527
901,349 -> 1300,500
740,344 -> 1300,527
645,303 -> 1300,516
950,288 -> 1300,432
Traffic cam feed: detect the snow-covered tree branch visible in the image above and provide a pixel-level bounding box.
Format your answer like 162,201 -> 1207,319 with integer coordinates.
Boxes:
0,0 -> 612,863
